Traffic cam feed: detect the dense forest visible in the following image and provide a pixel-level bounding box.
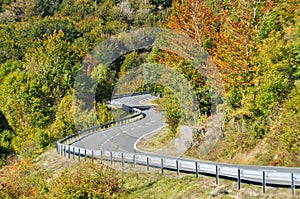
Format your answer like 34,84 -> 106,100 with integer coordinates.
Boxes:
0,0 -> 299,197
0,0 -> 172,166
0,0 -> 299,170
167,0 -> 300,166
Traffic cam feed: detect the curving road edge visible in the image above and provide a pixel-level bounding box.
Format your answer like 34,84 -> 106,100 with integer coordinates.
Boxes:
57,93 -> 300,192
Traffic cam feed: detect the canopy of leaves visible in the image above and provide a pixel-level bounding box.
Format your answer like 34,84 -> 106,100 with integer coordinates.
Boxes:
0,0 -> 299,168
166,0 -> 300,165
0,0 -> 171,161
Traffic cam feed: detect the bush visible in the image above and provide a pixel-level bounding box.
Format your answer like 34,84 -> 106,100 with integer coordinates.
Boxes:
0,159 -> 125,198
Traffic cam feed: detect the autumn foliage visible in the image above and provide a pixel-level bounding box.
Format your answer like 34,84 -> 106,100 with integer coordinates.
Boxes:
168,0 -> 272,88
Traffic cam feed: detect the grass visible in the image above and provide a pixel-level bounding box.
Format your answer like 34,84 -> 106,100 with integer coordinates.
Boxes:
113,161 -> 298,199
136,127 -> 173,153
1,148 -> 298,198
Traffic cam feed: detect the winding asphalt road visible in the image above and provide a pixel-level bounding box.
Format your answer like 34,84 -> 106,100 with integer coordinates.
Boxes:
72,94 -> 300,175
67,94 -> 300,187
72,94 -> 165,153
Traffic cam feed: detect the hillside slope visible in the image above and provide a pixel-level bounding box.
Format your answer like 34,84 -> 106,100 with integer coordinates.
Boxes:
0,148 -> 297,198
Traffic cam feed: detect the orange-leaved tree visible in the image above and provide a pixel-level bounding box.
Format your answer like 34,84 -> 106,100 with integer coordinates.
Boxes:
168,0 -> 274,90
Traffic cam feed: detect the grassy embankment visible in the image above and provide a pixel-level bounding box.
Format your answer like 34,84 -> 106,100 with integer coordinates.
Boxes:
1,148 -> 296,198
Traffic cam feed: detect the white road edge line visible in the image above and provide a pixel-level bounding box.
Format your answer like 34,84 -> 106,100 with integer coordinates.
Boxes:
133,125 -> 167,153
139,96 -> 157,105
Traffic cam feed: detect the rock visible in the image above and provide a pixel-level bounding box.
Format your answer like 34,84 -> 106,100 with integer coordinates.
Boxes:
210,189 -> 218,197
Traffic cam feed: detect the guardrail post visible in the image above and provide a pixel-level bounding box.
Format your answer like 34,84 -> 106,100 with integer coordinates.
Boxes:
78,148 -> 80,162
291,173 -> 295,196
60,145 -> 63,156
92,150 -> 94,163
161,158 -> 164,174
63,146 -> 66,158
68,146 -> 70,159
133,155 -> 136,168
216,165 -> 219,185
195,162 -> 199,178
262,171 -> 266,194
121,153 -> 124,167
84,149 -> 87,161
99,150 -> 102,163
176,160 -> 179,175
237,169 -> 241,190
110,152 -> 113,165
56,143 -> 59,153
73,147 -> 75,160
147,157 -> 149,171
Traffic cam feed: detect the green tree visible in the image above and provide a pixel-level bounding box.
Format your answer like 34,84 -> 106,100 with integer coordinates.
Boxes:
0,60 -> 23,80
0,71 -> 49,155
59,0 -> 98,21
33,0 -> 62,17
44,91 -> 75,145
277,83 -> 300,165
96,102 -> 113,124
240,13 -> 298,138
0,111 -> 14,166
0,23 -> 30,62
159,88 -> 181,136
93,64 -> 117,103
25,30 -> 80,114
119,51 -> 146,77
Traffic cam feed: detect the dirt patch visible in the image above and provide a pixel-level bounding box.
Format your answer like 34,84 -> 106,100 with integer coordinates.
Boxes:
34,148 -> 82,174
136,126 -> 194,157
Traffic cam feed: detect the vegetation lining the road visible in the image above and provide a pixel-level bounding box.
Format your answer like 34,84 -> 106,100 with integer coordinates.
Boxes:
1,0 -> 299,168
0,0 -> 299,196
0,148 -> 296,198
136,127 -> 174,153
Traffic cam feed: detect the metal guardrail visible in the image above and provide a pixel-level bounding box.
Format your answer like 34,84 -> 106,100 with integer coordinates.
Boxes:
57,94 -> 300,196
58,103 -> 143,145
110,91 -> 149,100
